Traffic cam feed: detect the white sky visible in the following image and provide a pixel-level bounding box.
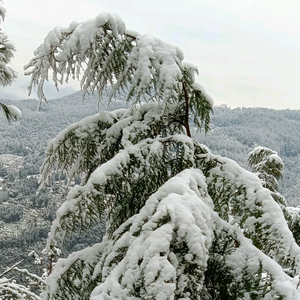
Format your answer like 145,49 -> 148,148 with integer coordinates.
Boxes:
1,0 -> 300,109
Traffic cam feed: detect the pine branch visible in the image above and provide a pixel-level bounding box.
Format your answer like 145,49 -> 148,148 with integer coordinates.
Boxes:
0,260 -> 24,278
0,102 -> 21,122
24,13 -> 213,135
13,267 -> 46,286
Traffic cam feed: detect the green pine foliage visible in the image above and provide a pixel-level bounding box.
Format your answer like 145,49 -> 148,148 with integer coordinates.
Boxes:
24,13 -> 213,137
248,146 -> 291,222
288,207 -> 300,246
0,1 -> 18,123
0,0 -> 16,86
0,32 -> 16,86
0,102 -> 20,123
21,12 -> 300,300
248,146 -> 284,191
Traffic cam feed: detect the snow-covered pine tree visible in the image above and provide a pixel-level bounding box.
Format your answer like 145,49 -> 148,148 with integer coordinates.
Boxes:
0,1 -> 20,122
248,146 -> 283,193
246,147 -> 300,254
248,146 -> 289,214
25,13 -> 300,299
0,1 -> 16,86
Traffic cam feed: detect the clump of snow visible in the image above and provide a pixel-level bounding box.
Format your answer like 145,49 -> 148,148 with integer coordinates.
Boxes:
206,153 -> 300,271
6,104 -> 22,120
224,220 -> 300,299
89,169 -> 214,299
193,82 -> 214,107
125,29 -> 140,39
268,153 -> 284,165
45,165 -> 300,299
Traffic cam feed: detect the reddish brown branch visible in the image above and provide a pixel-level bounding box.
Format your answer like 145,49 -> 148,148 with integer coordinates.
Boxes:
182,81 -> 191,137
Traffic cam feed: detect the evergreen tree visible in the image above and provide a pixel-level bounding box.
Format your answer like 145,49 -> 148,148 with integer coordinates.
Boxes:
0,1 -> 16,86
248,146 -> 283,192
248,146 -> 287,209
0,1 -> 20,122
247,146 -> 300,247
24,13 -> 300,299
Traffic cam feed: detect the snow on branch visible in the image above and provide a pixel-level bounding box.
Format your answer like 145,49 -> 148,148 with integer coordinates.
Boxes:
44,242 -> 107,300
24,12 -> 183,103
218,217 -> 300,299
44,168 -> 300,299
39,101 -> 189,187
90,169 -> 214,299
45,133 -> 199,251
39,109 -> 126,186
24,13 -> 126,101
206,153 -> 300,272
0,102 -> 22,122
0,8 -> 17,86
44,169 -> 215,299
24,12 -> 213,134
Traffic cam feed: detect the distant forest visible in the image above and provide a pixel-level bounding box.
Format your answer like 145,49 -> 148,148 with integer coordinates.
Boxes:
1,91 -> 300,273
1,92 -> 300,206
196,104 -> 300,206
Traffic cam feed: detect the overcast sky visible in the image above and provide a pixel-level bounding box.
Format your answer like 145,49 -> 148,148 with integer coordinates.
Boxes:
1,0 -> 300,109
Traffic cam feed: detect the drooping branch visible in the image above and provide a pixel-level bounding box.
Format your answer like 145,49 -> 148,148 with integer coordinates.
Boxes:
25,12 -> 213,135
0,260 -> 24,278
0,102 -> 21,122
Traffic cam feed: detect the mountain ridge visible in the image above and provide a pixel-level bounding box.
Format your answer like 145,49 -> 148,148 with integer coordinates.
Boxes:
1,93 -> 300,205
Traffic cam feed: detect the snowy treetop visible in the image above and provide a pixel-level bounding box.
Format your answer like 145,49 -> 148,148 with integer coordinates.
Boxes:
25,12 -> 213,134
